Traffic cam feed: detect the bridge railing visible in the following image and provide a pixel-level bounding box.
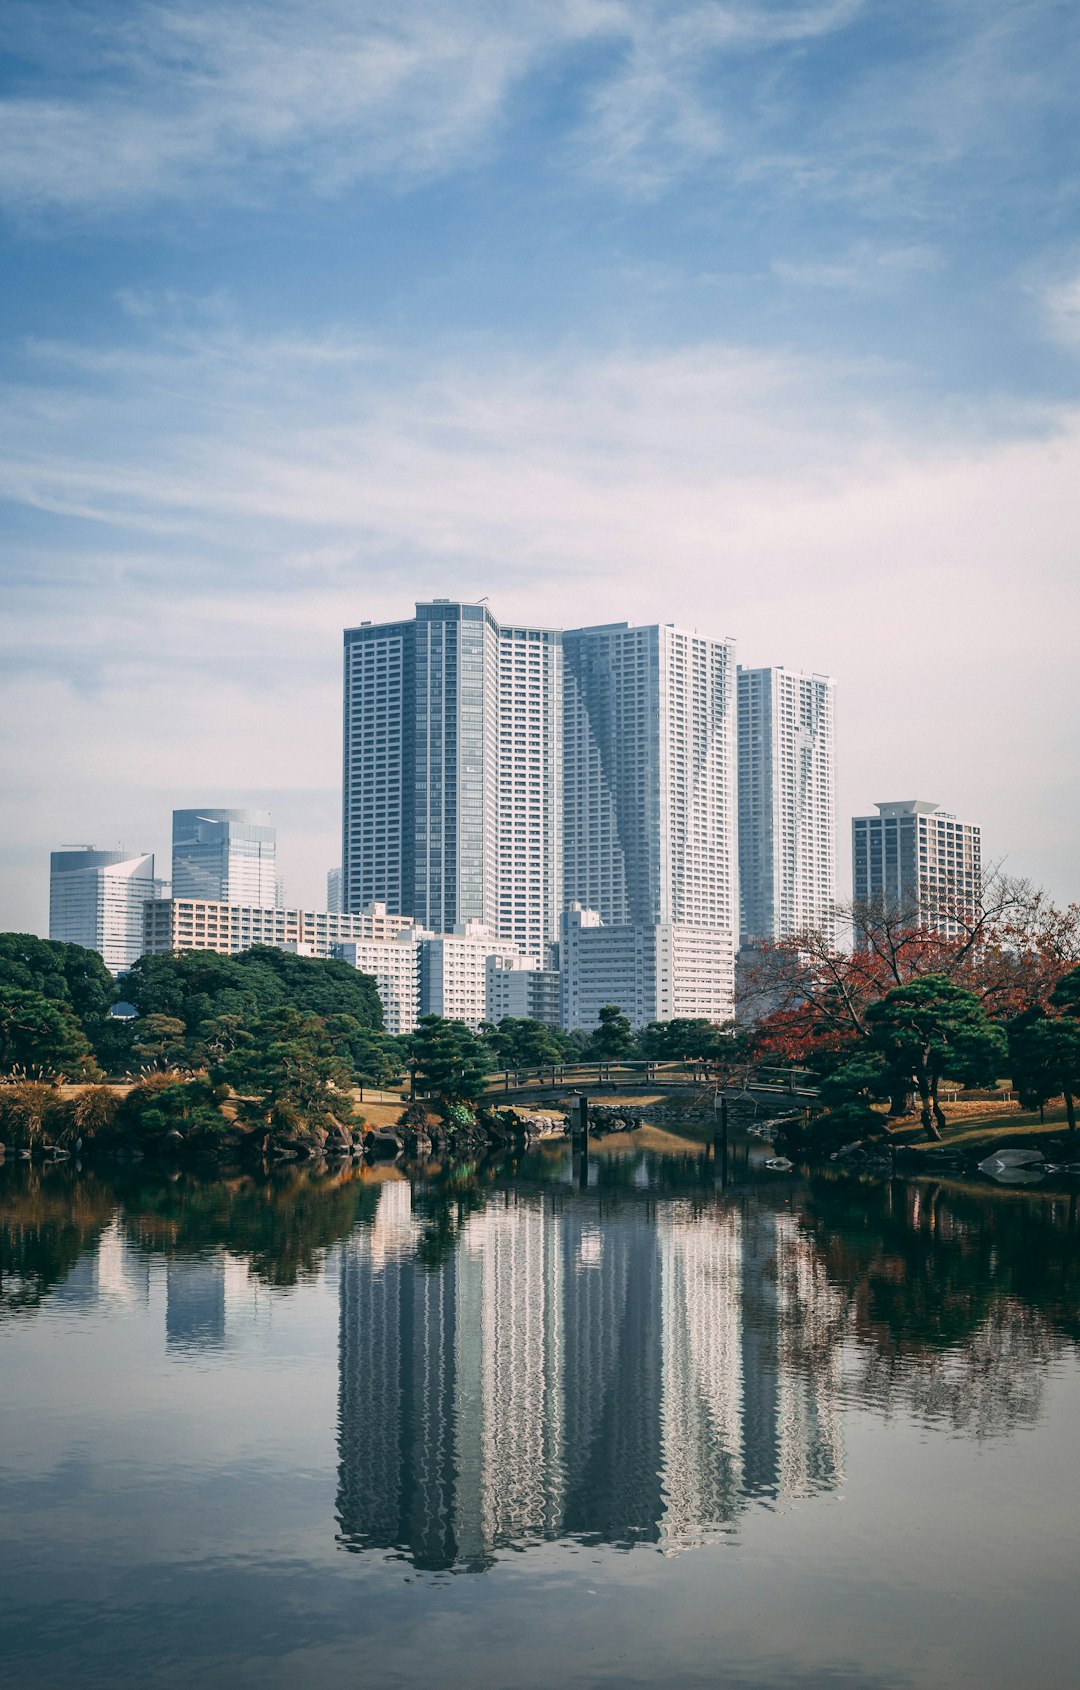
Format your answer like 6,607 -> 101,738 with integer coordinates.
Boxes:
479,1060 -> 815,1096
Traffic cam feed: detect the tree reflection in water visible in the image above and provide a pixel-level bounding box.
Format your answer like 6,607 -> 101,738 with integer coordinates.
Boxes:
1,1150 -> 1077,1569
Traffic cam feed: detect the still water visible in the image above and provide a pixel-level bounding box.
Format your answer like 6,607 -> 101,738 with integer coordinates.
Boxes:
1,1133 -> 1078,1690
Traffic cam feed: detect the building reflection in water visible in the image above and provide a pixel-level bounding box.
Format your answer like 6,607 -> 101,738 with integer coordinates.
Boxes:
336,1182 -> 845,1570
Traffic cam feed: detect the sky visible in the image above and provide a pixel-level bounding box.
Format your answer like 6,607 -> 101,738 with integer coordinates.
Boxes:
1,0 -> 1078,929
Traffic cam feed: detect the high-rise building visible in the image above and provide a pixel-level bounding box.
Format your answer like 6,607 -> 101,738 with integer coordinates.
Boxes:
327,867 -> 344,913
419,922 -> 523,1030
851,800 -> 982,936
334,932 -> 423,1037
342,602 -> 561,962
737,666 -> 836,945
49,846 -> 160,976
561,620 -> 738,1021
171,809 -> 277,908
563,621 -> 738,931
485,955 -> 562,1029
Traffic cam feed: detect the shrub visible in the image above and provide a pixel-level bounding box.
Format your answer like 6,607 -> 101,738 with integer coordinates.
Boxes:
46,1085 -> 121,1148
0,1081 -> 57,1149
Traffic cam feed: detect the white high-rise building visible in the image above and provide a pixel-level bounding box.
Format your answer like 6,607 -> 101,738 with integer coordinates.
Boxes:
420,922 -> 522,1030
496,620 -> 562,964
49,846 -> 160,976
852,801 -> 982,937
171,809 -> 278,908
327,867 -> 344,913
561,621 -> 738,1022
563,621 -> 738,931
485,954 -> 562,1029
737,667 -> 836,945
342,602 -> 561,962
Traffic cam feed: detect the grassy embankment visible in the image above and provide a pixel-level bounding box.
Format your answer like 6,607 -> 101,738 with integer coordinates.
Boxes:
883,1098 -> 1075,1151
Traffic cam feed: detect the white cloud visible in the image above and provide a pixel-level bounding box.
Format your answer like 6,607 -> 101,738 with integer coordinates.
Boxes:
0,0 -> 870,213
1045,268 -> 1080,347
1,315 -> 1078,926
772,242 -> 941,291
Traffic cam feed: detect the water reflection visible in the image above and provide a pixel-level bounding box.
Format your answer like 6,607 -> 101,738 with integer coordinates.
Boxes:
336,1182 -> 845,1569
1,1148 -> 1078,1583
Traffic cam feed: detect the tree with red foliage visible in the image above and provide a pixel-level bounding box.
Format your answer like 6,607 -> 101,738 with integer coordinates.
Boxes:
745,875 -> 1080,1052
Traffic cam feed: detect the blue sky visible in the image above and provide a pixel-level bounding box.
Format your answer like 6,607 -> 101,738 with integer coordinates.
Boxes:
1,0 -> 1079,925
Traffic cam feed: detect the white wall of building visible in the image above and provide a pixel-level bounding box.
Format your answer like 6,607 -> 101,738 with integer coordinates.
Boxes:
420,923 -> 522,1030
738,666 -> 836,945
50,847 -> 160,976
335,934 -> 422,1036
559,904 -> 734,1033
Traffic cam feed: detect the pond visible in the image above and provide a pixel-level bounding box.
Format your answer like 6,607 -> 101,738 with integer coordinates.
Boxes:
1,1133 -> 1078,1689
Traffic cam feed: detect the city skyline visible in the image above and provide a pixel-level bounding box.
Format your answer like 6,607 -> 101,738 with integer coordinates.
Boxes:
6,581 -> 1065,935
19,591 -> 1027,948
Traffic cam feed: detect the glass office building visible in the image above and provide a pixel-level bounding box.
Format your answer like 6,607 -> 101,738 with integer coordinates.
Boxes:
171,809 -> 278,909
49,846 -> 160,976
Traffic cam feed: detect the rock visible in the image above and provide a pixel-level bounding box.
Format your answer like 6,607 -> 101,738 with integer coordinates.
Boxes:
368,1130 -> 403,1159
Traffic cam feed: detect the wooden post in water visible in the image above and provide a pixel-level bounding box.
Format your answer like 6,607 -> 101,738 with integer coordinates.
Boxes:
713,1092 -> 729,1187
570,1093 -> 590,1189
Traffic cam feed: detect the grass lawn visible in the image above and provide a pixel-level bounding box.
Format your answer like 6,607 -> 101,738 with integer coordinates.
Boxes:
887,1098 -> 1076,1150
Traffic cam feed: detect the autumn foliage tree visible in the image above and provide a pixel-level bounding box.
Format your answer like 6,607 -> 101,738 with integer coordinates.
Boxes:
744,875 -> 1080,1073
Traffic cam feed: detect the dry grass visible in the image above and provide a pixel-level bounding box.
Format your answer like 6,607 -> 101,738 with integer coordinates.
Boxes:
887,1098 -> 1073,1148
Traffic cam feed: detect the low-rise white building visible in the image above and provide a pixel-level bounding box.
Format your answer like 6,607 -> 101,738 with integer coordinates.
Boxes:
485,955 -> 562,1029
143,898 -> 415,960
334,932 -> 423,1037
559,903 -> 734,1033
420,922 -> 522,1030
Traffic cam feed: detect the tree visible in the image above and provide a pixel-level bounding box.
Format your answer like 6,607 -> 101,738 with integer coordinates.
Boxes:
0,933 -> 117,1058
743,876 -> 1080,1067
482,1017 -> 573,1069
121,950 -> 268,1026
815,1052 -> 892,1135
408,1016 -> 492,1109
865,975 -> 1007,1141
0,985 -> 99,1078
217,1008 -> 356,1131
232,947 -> 383,1028
114,1076 -> 229,1149
0,933 -> 116,1025
120,947 -> 384,1064
637,1017 -> 740,1062
1007,1007 -> 1080,1140
129,1014 -> 189,1071
1051,965 -> 1080,1019
586,1004 -> 635,1061
323,1015 -> 402,1085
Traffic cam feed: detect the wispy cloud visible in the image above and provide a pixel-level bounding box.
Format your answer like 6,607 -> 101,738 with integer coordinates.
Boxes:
2,309 -> 1078,923
7,0 -> 1068,217
0,0 -> 577,212
772,242 -> 941,292
1044,267 -> 1080,347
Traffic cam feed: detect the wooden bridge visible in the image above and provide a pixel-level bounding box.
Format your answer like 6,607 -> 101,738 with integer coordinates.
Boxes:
477,1059 -> 818,1104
